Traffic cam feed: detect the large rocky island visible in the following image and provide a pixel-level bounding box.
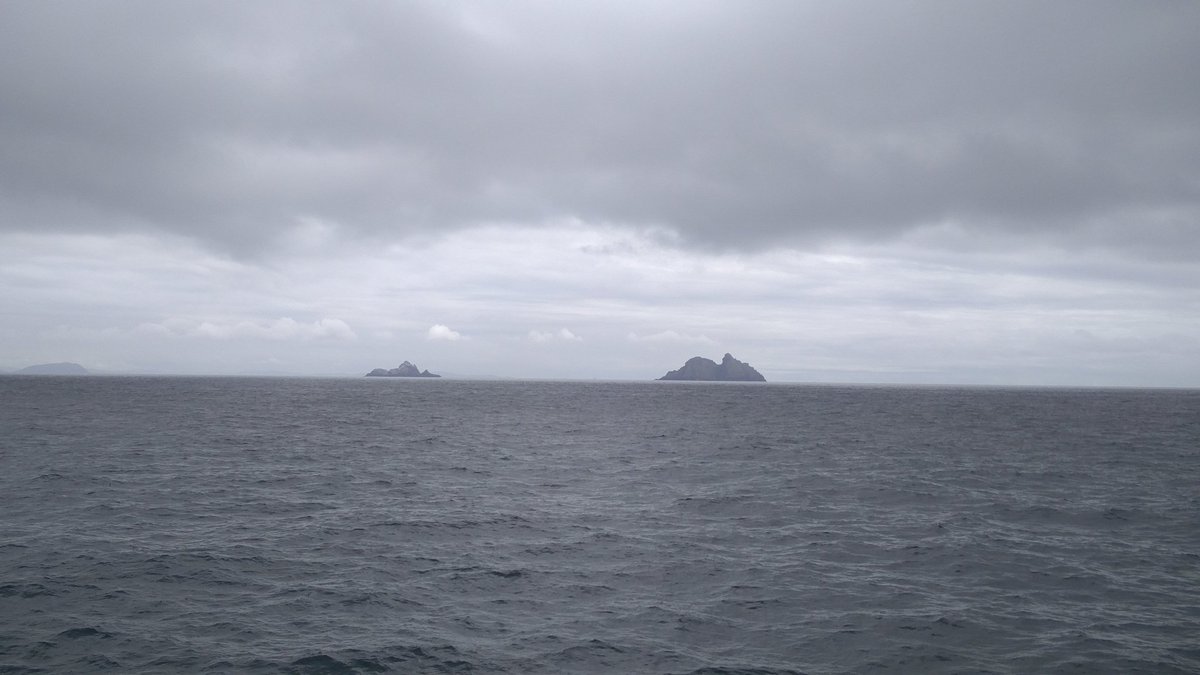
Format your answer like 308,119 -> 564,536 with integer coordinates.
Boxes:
366,361 -> 440,378
658,353 -> 766,382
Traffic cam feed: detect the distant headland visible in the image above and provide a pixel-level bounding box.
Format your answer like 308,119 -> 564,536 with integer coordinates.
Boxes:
15,362 -> 89,376
658,353 -> 765,382
366,361 -> 441,378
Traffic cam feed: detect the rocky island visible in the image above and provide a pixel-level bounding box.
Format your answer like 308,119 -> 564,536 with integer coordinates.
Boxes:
366,361 -> 440,378
16,362 -> 89,375
658,353 -> 766,382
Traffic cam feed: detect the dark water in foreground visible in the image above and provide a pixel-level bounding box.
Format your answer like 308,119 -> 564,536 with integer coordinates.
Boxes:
1,377 -> 1198,674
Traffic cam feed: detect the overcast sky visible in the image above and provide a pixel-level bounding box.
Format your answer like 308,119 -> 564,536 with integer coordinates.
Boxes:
2,1 -> 1198,385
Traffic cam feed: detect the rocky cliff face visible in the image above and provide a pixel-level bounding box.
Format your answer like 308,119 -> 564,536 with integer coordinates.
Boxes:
658,353 -> 765,382
366,361 -> 440,378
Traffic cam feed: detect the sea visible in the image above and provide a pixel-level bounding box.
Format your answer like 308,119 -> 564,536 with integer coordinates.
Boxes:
1,376 -> 1197,674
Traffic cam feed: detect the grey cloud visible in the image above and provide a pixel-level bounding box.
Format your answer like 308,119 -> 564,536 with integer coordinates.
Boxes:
2,1 -> 1197,256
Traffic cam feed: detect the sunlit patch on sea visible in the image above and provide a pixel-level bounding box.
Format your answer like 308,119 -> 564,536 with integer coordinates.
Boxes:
2,377 -> 1198,673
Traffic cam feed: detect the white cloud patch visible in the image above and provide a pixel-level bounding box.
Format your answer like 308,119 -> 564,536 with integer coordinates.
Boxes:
427,324 -> 463,341
529,328 -> 582,343
138,317 -> 357,341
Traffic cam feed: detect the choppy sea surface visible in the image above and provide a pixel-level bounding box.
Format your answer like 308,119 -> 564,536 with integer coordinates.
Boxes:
1,376 -> 1198,674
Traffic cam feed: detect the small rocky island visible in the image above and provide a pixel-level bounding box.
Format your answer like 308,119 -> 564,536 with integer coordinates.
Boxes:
366,361 -> 441,378
16,362 -> 89,375
658,353 -> 766,382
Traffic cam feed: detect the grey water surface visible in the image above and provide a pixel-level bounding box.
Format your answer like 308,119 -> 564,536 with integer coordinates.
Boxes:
1,377 -> 1198,674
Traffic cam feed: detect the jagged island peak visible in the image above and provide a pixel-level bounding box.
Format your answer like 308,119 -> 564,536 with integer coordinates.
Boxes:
366,361 -> 441,378
658,353 -> 766,382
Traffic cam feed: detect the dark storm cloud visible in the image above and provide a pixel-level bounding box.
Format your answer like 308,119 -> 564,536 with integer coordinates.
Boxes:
2,1 -> 1197,255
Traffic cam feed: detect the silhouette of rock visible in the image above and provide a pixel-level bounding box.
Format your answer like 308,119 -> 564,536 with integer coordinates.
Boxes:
366,361 -> 440,378
658,353 -> 765,382
16,362 -> 89,375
